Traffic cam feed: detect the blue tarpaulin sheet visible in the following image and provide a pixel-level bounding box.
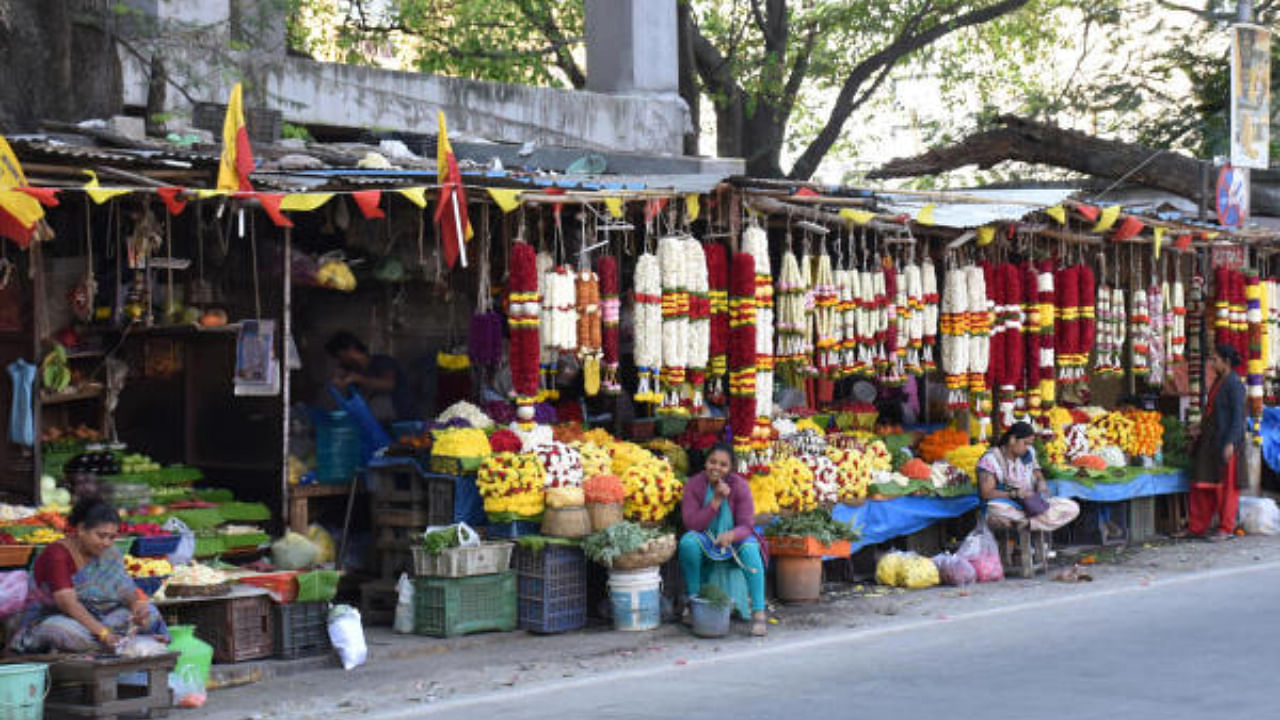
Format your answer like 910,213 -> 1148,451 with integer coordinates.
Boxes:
834,495 -> 981,554
1048,471 -> 1189,501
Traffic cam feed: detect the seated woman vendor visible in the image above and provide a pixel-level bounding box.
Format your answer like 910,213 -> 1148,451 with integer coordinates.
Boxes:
978,421 -> 1080,532
678,444 -> 768,637
10,497 -> 168,654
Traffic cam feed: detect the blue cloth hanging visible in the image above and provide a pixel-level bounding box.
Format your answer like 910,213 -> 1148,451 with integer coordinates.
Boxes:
7,359 -> 35,446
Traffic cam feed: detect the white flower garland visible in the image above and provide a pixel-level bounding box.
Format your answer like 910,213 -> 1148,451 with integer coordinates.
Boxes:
685,237 -> 710,409
940,266 -> 970,409
537,251 -> 555,352
965,264 -> 990,378
922,259 -> 939,371
813,251 -> 838,376
534,441 -> 584,488
837,268 -> 857,376
547,267 -> 578,352
632,253 -> 663,403
744,225 -> 774,417
658,236 -> 689,406
776,249 -> 807,367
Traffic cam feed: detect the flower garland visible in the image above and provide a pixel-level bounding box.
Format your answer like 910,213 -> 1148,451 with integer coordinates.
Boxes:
1170,278 -> 1186,365
922,258 -> 939,373
1146,281 -> 1166,387
729,251 -> 758,465
632,253 -> 663,405
1268,278 -> 1280,402
1024,262 -> 1042,423
1247,273 -> 1265,418
685,238 -> 711,412
1188,274 -> 1206,428
1130,285 -> 1151,378
658,235 -> 689,411
1078,263 -> 1096,378
837,266 -> 858,377
507,242 -> 541,424
576,267 -> 602,395
776,248 -> 807,374
940,266 -> 970,411
540,263 -> 578,400
855,268 -> 875,375
743,225 -> 774,427
813,250 -> 840,378
1094,280 -> 1120,376
1036,259 -> 1056,407
875,261 -> 892,375
995,263 -> 1024,431
598,256 -> 622,395
705,242 -> 729,383
966,264 -> 992,425
1055,265 -> 1080,386
903,261 -> 925,376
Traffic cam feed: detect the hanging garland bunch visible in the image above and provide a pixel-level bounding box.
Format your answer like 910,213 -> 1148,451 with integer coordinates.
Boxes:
1232,269 -> 1248,362
729,252 -> 758,467
940,265 -> 970,411
922,258 -> 939,372
903,260 -> 925,376
855,267 -> 875,376
986,264 -> 1006,414
813,249 -> 840,378
836,266 -> 858,377
744,225 -> 775,424
705,243 -> 729,383
575,266 -> 601,395
1055,265 -> 1081,386
1130,284 -> 1151,378
876,260 -> 894,376
632,253 -> 663,405
1146,281 -> 1166,387
685,238 -> 711,412
1024,262 -> 1042,420
1268,278 -> 1280,401
1078,263 -> 1096,380
507,242 -> 542,425
997,263 -> 1024,431
1036,259 -> 1057,406
1187,274 -> 1206,428
1095,279 -> 1120,376
966,264 -> 992,422
598,256 -> 622,395
1247,273 -> 1265,418
1170,277 -> 1186,366
776,247 -> 807,375
658,235 -> 689,412
537,251 -> 556,398
546,265 -> 579,400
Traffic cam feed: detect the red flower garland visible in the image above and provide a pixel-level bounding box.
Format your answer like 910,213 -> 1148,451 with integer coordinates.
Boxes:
1056,265 -> 1080,384
1024,261 -> 1041,402
507,242 -> 541,422
1078,262 -> 1096,372
729,252 -> 757,460
598,256 -> 621,395
706,242 -> 729,380
1037,259 -> 1056,407
985,262 -> 1003,395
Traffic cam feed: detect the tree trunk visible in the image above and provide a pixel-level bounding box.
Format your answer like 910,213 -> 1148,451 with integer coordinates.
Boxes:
145,53 -> 168,138
865,115 -> 1280,214
676,1 -> 700,156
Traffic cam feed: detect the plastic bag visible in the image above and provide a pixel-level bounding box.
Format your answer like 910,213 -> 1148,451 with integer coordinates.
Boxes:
328,604 -> 368,670
932,552 -> 977,587
163,517 -> 196,566
272,531 -> 320,570
877,551 -> 938,589
0,571 -> 28,618
1239,496 -> 1280,536
958,520 -> 1004,582
296,570 -> 340,603
118,635 -> 168,658
422,522 -> 481,549
169,663 -> 207,708
393,572 -> 415,634
306,524 -> 336,564
875,551 -> 907,586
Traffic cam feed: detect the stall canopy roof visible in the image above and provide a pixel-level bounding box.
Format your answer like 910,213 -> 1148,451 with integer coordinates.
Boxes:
879,188 -> 1078,228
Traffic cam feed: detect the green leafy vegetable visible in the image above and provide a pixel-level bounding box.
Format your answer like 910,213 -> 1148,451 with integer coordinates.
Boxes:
582,521 -> 660,566
696,583 -> 732,610
763,510 -> 859,544
420,526 -> 462,555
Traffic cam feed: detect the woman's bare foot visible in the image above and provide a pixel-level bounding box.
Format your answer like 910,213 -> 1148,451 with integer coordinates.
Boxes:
750,611 -> 767,637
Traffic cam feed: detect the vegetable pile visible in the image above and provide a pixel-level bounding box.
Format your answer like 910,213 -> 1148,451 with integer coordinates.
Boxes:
763,510 -> 858,545
582,521 -> 662,566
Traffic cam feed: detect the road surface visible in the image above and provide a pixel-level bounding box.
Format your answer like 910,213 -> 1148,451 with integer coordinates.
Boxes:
392,560 -> 1280,720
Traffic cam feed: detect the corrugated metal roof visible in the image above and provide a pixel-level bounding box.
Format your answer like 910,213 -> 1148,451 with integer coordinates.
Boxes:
879,188 -> 1077,228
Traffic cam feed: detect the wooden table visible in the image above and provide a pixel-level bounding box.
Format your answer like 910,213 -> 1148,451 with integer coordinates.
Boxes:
287,483 -> 363,534
2,652 -> 180,720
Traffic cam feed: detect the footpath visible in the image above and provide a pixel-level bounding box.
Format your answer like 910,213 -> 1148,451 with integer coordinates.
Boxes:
191,534 -> 1280,720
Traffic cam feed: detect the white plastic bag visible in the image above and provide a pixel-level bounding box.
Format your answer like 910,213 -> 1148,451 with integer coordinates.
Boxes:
1239,496 -> 1280,535
328,604 -> 368,670
423,522 -> 481,548
273,531 -> 321,570
0,571 -> 28,618
958,519 -> 1004,582
163,518 -> 196,566
169,663 -> 207,708
393,572 -> 415,634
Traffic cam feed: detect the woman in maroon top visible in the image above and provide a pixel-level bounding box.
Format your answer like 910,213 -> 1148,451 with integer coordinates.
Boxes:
9,497 -> 167,653
678,444 -> 768,636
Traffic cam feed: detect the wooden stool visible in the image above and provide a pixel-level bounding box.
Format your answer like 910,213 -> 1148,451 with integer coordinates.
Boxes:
996,525 -> 1050,579
35,652 -> 179,720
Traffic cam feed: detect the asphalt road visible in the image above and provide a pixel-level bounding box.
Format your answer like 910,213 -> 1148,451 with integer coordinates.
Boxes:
393,561 -> 1280,720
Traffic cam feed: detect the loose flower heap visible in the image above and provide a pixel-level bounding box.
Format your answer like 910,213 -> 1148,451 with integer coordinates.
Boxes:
583,474 -> 626,505
729,251 -> 758,465
685,239 -> 711,412
1122,410 -> 1163,457
772,456 -> 818,512
507,242 -> 541,424
748,470 -> 782,515
1093,412 -> 1135,453
576,267 -> 602,395
658,236 -> 690,413
575,441 -> 613,478
826,446 -> 872,502
632,253 -> 663,404
431,427 -> 492,459
611,441 -> 682,523
598,256 -> 622,394
943,443 -> 986,481
800,453 -> 841,505
534,441 -> 584,488
477,452 -> 546,518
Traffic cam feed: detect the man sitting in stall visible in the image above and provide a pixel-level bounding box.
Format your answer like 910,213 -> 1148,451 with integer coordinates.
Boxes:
325,331 -> 416,422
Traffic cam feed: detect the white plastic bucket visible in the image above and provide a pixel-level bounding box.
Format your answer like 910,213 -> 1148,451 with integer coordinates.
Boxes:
608,567 -> 662,631
0,663 -> 49,720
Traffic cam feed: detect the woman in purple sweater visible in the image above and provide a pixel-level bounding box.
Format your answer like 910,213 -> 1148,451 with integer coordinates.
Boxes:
678,444 -> 768,636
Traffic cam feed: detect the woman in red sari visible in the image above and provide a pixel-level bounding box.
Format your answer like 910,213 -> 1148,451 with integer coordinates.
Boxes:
1188,344 -> 1246,541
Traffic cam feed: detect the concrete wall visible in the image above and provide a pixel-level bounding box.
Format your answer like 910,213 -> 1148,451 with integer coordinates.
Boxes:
120,46 -> 690,156
585,0 -> 679,95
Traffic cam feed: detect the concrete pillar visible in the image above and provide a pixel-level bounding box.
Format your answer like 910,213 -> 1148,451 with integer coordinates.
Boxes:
585,0 -> 679,95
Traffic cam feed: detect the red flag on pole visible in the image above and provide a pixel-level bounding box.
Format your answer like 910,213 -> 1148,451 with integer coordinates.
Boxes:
434,112 -> 472,269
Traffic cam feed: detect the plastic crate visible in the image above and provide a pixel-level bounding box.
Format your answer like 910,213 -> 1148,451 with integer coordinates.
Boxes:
429,455 -> 484,476
131,534 -> 180,557
484,521 -> 541,540
412,572 -> 517,638
0,544 -> 34,568
164,593 -> 274,663
133,576 -> 167,596
273,602 -> 331,659
238,571 -> 300,604
412,542 -> 514,578
513,545 -> 587,634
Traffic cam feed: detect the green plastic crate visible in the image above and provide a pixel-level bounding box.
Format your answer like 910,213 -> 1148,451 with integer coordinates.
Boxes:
413,571 -> 517,638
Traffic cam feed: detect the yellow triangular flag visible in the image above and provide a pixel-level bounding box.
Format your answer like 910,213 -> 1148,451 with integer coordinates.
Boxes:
0,136 -> 43,228
193,189 -> 231,200
916,204 -> 936,226
396,187 -> 427,209
976,225 -> 996,246
1204,231 -> 1220,240
1153,226 -> 1166,260
1045,205 -> 1067,224
486,188 -> 521,214
82,171 -> 130,205
840,208 -> 875,226
685,194 -> 700,223
280,193 -> 334,212
1091,205 -> 1122,233
604,196 -> 625,219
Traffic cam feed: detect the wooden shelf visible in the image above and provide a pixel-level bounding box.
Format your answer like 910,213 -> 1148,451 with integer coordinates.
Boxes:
39,386 -> 103,406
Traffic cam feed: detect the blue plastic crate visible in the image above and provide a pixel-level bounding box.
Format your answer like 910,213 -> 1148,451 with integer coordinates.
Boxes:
485,521 -> 541,540
131,535 -> 181,557
133,575 -> 167,596
513,544 -> 586,634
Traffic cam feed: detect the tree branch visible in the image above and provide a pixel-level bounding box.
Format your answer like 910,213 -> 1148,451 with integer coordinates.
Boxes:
781,27 -> 818,114
787,0 -> 1032,179
512,0 -> 586,89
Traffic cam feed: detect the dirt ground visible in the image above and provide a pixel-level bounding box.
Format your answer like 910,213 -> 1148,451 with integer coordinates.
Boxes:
189,533 -> 1280,720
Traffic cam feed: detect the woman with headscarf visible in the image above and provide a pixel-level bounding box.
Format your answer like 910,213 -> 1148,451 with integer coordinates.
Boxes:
1187,344 -> 1246,541
977,421 -> 1080,532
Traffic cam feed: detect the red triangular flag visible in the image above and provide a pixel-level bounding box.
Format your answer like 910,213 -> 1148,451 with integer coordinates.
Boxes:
644,198 -> 669,225
1174,234 -> 1192,251
1111,216 -> 1144,242
156,187 -> 188,216
244,192 -> 293,228
17,187 -> 59,208
0,209 -> 35,248
352,190 -> 385,220
793,187 -> 820,198
1075,204 -> 1100,222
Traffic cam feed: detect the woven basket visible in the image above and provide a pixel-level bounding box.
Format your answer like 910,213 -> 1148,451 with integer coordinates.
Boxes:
541,507 -> 591,538
611,534 -> 676,570
166,582 -> 233,598
585,502 -> 623,532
